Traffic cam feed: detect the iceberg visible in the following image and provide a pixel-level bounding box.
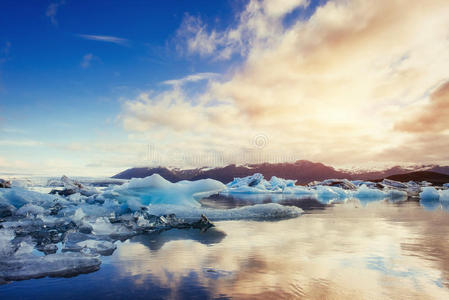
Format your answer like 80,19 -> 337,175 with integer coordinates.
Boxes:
224,173 -> 297,194
102,174 -> 225,208
420,187 -> 440,201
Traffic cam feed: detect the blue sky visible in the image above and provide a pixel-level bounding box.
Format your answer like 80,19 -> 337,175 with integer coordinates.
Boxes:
0,0 -> 247,175
1,0 -> 448,176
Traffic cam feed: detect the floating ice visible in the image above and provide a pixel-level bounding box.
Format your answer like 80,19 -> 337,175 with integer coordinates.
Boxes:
0,187 -> 60,208
353,185 -> 389,199
309,179 -> 357,190
0,253 -> 101,281
3,172 -> 443,283
16,204 -> 45,216
420,187 -> 440,201
147,203 -> 304,221
76,240 -> 116,256
222,174 -> 411,202
102,174 -> 225,208
441,190 -> 449,201
0,228 -> 15,257
225,173 -> 296,193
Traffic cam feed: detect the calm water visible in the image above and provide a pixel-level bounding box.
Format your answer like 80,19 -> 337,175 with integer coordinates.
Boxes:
2,197 -> 449,299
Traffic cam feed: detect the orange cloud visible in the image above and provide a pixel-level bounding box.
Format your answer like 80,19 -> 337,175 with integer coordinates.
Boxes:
395,81 -> 449,133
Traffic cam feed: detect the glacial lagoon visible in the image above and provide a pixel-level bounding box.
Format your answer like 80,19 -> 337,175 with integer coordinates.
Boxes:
1,175 -> 449,299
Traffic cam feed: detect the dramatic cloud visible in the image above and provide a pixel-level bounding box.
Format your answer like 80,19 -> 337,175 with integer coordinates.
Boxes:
395,81 -> 449,133
122,0 -> 449,168
78,34 -> 129,46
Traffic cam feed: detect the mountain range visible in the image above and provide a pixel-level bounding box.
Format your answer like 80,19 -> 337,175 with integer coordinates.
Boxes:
112,160 -> 449,185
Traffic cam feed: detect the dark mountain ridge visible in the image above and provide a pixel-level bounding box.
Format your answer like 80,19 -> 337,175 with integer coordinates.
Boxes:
112,161 -> 449,184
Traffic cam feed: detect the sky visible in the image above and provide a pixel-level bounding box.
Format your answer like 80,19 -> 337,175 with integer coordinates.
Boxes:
0,0 -> 449,176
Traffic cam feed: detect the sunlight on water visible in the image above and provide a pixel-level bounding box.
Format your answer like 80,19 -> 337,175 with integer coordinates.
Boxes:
110,200 -> 449,299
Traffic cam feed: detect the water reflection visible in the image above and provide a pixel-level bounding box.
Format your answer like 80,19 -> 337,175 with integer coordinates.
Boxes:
110,199 -> 449,299
420,198 -> 449,212
201,193 -> 410,210
130,228 -> 226,251
3,195 -> 449,299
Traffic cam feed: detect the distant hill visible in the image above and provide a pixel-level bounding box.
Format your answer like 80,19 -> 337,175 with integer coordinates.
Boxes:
112,161 -> 449,185
191,161 -> 350,184
384,171 -> 449,185
112,161 -> 350,183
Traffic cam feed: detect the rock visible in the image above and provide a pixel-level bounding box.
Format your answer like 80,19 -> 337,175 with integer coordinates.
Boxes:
0,179 -> 11,188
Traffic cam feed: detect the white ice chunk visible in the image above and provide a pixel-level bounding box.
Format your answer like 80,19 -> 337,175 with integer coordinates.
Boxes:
90,217 -> 116,235
13,237 -> 35,256
72,208 -> 86,224
75,240 -> 116,256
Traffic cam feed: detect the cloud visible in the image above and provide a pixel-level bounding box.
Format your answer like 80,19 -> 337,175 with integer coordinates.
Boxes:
81,53 -> 94,68
46,0 -> 66,26
121,0 -> 449,168
78,34 -> 129,46
395,81 -> 449,133
176,0 -> 309,60
162,72 -> 219,86
0,140 -> 43,147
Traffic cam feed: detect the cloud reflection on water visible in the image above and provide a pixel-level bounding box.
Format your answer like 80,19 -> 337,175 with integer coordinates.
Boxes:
112,200 -> 449,299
